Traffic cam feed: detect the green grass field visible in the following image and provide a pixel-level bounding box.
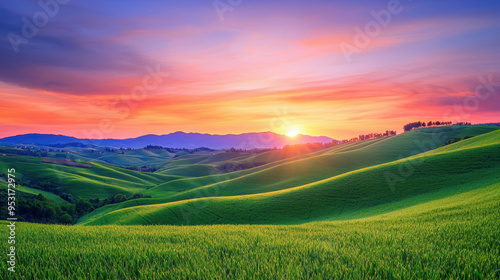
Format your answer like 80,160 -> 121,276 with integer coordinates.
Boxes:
156,164 -> 220,177
1,126 -> 499,279
1,176 -> 499,279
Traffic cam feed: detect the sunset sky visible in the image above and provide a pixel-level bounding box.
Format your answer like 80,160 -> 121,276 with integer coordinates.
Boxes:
1,0 -> 499,139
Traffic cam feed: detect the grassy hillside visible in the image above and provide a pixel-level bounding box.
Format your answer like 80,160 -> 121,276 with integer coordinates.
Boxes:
78,137 -> 400,223
0,182 -> 67,204
78,126 -> 499,224
156,164 -> 220,177
32,148 -> 174,168
143,137 -> 399,197
3,175 -> 499,279
82,127 -> 500,226
146,126 -> 498,198
1,126 -> 499,279
0,155 -> 180,199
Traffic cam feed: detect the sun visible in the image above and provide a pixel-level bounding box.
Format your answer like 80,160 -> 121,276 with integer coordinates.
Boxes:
286,130 -> 299,137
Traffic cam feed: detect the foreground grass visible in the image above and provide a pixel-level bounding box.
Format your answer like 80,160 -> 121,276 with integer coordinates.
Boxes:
2,182 -> 499,279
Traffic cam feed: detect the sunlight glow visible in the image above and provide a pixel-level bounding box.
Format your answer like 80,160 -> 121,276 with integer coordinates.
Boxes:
286,130 -> 299,137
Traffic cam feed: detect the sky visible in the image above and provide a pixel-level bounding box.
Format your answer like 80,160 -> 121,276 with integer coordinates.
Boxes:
0,0 -> 499,139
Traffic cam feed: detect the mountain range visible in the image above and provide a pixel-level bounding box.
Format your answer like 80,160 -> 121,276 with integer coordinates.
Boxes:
0,132 -> 334,149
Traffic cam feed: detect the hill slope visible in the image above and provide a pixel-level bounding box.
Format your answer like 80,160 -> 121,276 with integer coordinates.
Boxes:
6,162 -> 500,279
81,127 -> 500,225
147,126 -> 498,197
0,155 -> 180,199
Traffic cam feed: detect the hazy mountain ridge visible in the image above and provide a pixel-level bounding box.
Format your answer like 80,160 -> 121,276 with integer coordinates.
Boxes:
0,132 -> 334,149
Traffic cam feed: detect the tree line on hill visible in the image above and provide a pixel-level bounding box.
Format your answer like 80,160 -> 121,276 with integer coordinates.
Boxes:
225,147 -> 276,154
0,193 -> 89,224
0,147 -> 48,157
329,130 -> 397,145
357,130 -> 397,141
403,121 -> 455,132
124,165 -> 160,172
144,145 -> 216,153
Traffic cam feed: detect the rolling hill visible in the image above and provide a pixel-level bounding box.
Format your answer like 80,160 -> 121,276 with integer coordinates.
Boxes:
1,125 -> 499,279
0,155 -> 180,199
3,135 -> 499,277
79,126 -> 500,225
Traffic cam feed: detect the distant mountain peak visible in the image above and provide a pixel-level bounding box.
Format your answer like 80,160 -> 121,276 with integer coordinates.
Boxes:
0,132 -> 335,150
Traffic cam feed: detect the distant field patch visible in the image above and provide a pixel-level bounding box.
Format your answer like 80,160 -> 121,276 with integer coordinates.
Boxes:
42,158 -> 92,168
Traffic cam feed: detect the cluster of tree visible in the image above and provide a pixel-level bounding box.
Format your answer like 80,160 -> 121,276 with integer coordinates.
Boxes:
329,130 -> 397,145
403,121 -> 453,132
124,165 -> 159,172
324,140 -> 341,148
225,147 -> 276,154
47,142 -> 92,148
89,193 -> 152,207
454,122 -> 472,126
0,193 -> 93,224
144,145 -> 215,153
358,130 -> 397,141
144,145 -> 165,150
0,147 -> 48,157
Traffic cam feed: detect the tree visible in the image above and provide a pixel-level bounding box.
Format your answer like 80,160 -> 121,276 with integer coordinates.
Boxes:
46,206 -> 56,220
62,203 -> 76,216
132,193 -> 144,199
59,213 -> 73,224
113,194 -> 127,203
76,198 -> 94,214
